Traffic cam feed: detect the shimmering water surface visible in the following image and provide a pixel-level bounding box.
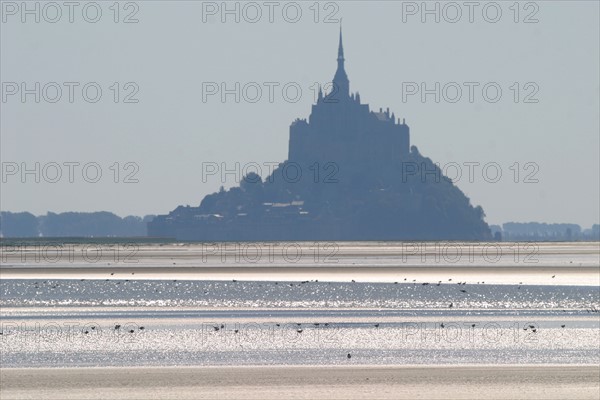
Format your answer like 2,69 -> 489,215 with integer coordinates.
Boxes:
1,242 -> 599,368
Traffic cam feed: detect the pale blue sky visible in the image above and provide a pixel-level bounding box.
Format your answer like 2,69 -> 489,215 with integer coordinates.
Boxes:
1,1 -> 599,227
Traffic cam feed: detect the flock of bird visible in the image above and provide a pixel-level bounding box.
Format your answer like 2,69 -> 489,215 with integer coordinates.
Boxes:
3,273 -> 597,352
21,272 -> 600,317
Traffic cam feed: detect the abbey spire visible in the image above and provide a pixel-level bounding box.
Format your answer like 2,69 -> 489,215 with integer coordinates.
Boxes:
337,24 -> 345,62
332,24 -> 350,100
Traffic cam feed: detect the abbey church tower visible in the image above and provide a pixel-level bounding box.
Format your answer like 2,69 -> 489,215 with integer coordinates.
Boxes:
288,28 -> 410,169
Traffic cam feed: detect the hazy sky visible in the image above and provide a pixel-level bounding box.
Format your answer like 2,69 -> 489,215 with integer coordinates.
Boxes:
1,1 -> 599,227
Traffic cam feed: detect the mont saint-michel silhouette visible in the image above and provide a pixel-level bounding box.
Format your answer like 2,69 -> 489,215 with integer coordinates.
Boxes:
149,29 -> 491,241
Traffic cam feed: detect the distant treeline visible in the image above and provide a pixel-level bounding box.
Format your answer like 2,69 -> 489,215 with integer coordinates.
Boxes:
1,211 -> 598,241
0,212 -> 155,238
490,223 -> 600,241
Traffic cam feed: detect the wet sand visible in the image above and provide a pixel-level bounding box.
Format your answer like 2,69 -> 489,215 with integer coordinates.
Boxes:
1,365 -> 599,400
2,242 -> 598,285
1,265 -> 598,286
2,242 -> 598,398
